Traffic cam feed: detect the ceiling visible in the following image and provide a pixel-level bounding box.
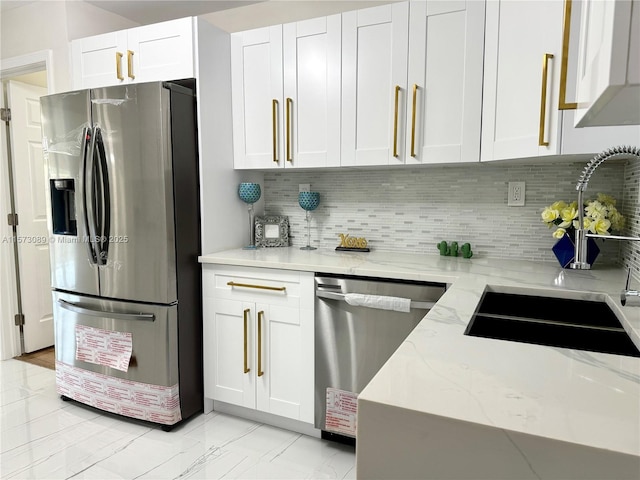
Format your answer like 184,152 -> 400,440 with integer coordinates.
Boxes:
0,1 -> 397,33
85,0 -> 264,24
0,1 -> 264,24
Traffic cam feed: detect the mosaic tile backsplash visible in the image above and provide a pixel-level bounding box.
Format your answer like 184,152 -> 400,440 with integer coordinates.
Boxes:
263,160 -> 638,272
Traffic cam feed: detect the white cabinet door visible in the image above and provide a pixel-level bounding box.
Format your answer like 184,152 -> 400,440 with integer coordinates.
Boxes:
255,303 -> 312,421
204,297 -> 255,409
283,16 -> 341,168
231,26 -> 284,169
574,0 -> 640,127
481,0 -> 564,161
341,2 -> 409,166
127,17 -> 194,84
71,31 -> 128,89
406,0 -> 484,164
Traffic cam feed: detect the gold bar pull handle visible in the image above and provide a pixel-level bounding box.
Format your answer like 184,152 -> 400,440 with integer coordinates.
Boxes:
286,98 -> 293,162
272,99 -> 279,163
393,85 -> 401,157
257,311 -> 264,377
227,281 -> 286,292
127,50 -> 135,80
410,84 -> 418,157
559,0 -> 577,110
539,53 -> 554,147
115,52 -> 124,80
243,308 -> 250,374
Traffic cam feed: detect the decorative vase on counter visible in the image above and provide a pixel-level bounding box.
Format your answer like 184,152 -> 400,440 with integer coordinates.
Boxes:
298,191 -> 320,251
238,182 -> 261,250
552,232 -> 600,268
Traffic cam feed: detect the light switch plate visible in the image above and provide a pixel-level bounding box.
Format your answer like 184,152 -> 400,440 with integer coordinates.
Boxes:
299,184 -> 311,192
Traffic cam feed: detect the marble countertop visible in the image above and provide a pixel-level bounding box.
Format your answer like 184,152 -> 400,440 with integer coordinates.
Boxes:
199,248 -> 640,457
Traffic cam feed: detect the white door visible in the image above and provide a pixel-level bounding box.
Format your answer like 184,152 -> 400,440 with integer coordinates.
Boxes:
283,15 -> 341,168
481,0 -> 564,161
231,26 -> 284,169
255,303 -> 307,421
341,2 -> 409,166
127,17 -> 194,84
205,297 -> 256,409
71,31 -> 129,89
406,0 -> 484,164
8,80 -> 53,353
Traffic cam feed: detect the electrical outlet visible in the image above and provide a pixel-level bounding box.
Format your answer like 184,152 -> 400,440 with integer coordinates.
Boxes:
508,182 -> 525,206
299,184 -> 310,192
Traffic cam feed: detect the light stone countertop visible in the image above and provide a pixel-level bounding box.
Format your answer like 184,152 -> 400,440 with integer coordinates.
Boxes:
199,247 -> 640,457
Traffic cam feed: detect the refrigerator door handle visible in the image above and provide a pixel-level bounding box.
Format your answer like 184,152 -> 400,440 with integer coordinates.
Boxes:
81,126 -> 98,264
93,126 -> 111,265
58,299 -> 155,321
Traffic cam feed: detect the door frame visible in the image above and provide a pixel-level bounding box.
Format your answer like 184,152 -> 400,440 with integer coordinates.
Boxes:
0,50 -> 54,360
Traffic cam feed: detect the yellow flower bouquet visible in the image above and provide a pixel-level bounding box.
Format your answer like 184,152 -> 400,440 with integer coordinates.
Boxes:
541,193 -> 626,239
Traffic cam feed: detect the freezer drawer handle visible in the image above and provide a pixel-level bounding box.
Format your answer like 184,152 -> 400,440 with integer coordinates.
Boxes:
58,299 -> 155,321
227,281 -> 286,292
315,290 -> 435,310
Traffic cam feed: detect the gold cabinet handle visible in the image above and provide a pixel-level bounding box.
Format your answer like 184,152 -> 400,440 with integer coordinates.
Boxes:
286,98 -> 292,163
410,84 -> 418,157
539,53 -> 554,147
257,310 -> 264,377
227,281 -> 286,292
115,52 -> 124,80
243,308 -> 250,374
127,50 -> 135,80
272,99 -> 279,163
559,0 -> 577,110
393,85 -> 400,157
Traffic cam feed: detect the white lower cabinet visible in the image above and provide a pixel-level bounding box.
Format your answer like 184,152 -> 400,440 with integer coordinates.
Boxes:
203,265 -> 314,424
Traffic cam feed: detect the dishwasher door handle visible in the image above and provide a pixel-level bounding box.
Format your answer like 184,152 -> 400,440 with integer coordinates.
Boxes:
315,290 -> 436,310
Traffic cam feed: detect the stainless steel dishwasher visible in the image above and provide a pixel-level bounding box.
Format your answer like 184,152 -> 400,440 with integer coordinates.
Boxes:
314,273 -> 446,442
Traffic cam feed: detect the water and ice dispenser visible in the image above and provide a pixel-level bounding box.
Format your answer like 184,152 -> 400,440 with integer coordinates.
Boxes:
50,179 -> 77,236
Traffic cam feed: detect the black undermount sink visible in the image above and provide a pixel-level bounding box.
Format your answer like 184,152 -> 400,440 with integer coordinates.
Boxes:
465,292 -> 640,358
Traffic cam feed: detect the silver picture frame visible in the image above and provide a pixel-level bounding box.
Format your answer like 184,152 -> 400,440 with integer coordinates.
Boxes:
255,215 -> 289,247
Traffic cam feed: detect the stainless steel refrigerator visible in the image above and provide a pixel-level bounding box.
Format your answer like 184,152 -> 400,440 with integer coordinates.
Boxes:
40,80 -> 202,429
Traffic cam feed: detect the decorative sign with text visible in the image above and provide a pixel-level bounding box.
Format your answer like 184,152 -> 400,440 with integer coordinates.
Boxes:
335,233 -> 370,252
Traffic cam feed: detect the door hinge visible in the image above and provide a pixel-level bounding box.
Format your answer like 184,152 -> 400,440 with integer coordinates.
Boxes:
0,108 -> 10,122
7,213 -> 18,227
14,313 -> 24,326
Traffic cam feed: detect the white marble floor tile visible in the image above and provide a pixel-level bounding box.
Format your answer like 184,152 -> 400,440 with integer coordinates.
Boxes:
0,360 -> 356,480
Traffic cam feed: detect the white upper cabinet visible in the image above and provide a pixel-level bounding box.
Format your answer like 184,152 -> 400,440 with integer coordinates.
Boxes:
482,0 -> 640,162
481,0 -> 565,161
574,0 -> 640,127
231,16 -> 341,169
126,18 -> 194,84
341,2 -> 409,166
405,0 -> 485,164
283,16 -> 341,168
71,18 -> 195,89
560,0 -> 640,152
231,26 -> 284,169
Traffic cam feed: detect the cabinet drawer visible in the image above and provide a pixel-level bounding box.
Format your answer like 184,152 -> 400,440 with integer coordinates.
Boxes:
203,265 -> 309,308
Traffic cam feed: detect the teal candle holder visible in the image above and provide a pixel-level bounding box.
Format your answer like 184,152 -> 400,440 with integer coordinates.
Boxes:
298,192 -> 320,250
238,183 -> 261,249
